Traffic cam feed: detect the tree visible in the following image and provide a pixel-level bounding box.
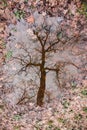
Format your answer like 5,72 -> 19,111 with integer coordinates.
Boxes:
12,22 -> 81,106
33,28 -> 60,106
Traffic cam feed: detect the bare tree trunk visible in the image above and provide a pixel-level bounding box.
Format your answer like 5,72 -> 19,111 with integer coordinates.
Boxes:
37,69 -> 46,106
37,46 -> 46,106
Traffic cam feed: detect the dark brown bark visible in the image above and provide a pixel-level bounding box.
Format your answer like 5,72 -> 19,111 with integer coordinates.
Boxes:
37,69 -> 46,106
37,46 -> 46,106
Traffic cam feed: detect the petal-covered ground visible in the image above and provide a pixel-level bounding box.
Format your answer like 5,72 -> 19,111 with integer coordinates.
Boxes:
0,84 -> 87,130
0,0 -> 87,130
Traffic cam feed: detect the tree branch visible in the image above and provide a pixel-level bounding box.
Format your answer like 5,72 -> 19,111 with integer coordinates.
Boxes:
12,56 -> 27,65
33,30 -> 44,47
45,67 -> 59,72
45,40 -> 59,52
26,62 -> 41,67
43,32 -> 49,46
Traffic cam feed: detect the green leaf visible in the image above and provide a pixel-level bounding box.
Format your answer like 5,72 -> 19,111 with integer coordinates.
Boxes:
24,0 -> 28,3
0,105 -> 4,113
57,118 -> 65,123
57,32 -> 62,39
54,128 -> 60,130
1,42 -> 6,49
62,100 -> 70,109
81,90 -> 87,96
14,10 -> 25,20
71,81 -> 77,88
83,107 -> 87,113
74,114 -> 82,120
47,120 -> 53,125
14,126 -> 20,130
1,0 -> 7,7
13,114 -> 21,121
12,28 -> 17,32
78,2 -> 87,17
6,51 -> 13,59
